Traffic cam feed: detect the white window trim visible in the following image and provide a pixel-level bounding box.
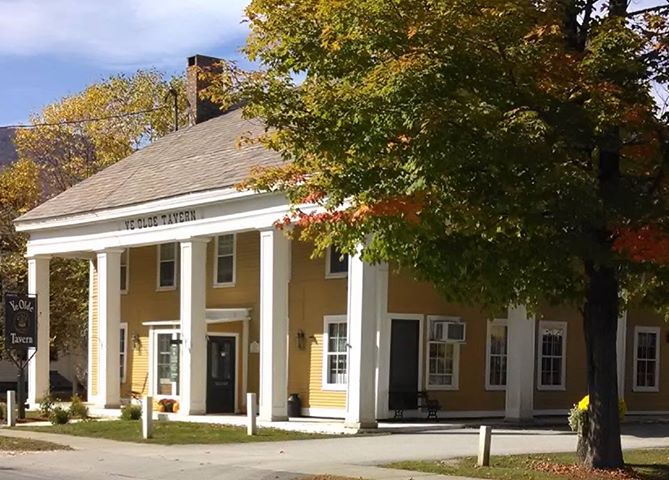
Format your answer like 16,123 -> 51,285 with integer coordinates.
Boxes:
120,249 -> 129,295
120,322 -> 128,384
633,326 -> 661,393
325,246 -> 348,279
322,314 -> 348,391
149,328 -> 181,399
213,233 -> 236,288
537,320 -> 567,391
485,318 -> 508,391
156,243 -> 177,291
425,315 -> 461,391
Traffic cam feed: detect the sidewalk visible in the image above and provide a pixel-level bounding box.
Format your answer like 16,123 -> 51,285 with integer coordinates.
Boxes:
1,423 -> 668,480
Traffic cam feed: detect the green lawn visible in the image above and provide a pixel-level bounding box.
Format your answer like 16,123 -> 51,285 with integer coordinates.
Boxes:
22,420 -> 330,445
0,434 -> 70,451
388,449 -> 669,480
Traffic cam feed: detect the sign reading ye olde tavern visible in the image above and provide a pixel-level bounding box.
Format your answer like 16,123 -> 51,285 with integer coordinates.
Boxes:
123,209 -> 199,231
4,294 -> 37,350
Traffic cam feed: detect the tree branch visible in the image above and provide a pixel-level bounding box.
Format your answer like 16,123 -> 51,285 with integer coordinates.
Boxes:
627,4 -> 669,17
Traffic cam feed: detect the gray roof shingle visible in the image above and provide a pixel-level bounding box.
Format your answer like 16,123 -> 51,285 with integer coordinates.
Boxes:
16,108 -> 283,223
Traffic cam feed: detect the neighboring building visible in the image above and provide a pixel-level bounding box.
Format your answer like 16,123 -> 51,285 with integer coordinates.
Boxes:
0,127 -> 18,169
13,56 -> 669,428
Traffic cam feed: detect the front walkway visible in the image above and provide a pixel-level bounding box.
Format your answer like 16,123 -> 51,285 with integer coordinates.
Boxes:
1,423 -> 668,479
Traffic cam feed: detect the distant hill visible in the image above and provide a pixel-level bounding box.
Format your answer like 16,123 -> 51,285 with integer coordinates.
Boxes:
0,127 -> 18,169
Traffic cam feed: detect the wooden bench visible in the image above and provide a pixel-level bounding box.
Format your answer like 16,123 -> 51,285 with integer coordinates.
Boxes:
390,390 -> 441,420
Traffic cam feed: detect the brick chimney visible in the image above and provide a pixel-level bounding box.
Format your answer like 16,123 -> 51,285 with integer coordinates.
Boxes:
186,54 -> 224,125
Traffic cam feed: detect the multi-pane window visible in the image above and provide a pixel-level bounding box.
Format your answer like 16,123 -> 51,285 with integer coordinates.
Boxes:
486,320 -> 508,390
155,331 -> 180,396
326,246 -> 349,278
538,322 -> 567,390
120,249 -> 129,293
323,316 -> 347,389
427,317 -> 460,389
120,323 -> 127,383
634,327 -> 660,392
158,243 -> 177,289
215,234 -> 235,285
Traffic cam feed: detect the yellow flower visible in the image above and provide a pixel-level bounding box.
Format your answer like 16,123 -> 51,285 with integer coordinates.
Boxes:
577,395 -> 626,421
578,395 -> 589,411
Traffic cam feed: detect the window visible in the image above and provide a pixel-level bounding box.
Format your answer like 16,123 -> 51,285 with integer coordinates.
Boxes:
120,249 -> 129,294
157,243 -> 177,290
120,323 -> 128,383
326,246 -> 349,278
486,319 -> 508,390
214,234 -> 236,286
322,315 -> 348,390
537,321 -> 567,390
634,326 -> 660,392
153,330 -> 180,396
426,316 -> 460,389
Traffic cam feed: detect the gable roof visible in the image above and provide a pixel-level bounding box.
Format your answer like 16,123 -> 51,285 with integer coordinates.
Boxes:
15,108 -> 282,224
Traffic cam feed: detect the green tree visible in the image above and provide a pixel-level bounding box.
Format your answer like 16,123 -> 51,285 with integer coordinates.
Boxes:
2,70 -> 187,390
210,0 -> 669,469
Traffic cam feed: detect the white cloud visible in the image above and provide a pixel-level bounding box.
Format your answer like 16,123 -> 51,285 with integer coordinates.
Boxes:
0,0 -> 250,67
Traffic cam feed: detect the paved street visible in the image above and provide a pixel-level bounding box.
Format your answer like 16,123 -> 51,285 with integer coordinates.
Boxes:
0,424 -> 668,479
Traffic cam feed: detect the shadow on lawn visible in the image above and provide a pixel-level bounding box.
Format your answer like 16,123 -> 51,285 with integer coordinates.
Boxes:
626,462 -> 669,480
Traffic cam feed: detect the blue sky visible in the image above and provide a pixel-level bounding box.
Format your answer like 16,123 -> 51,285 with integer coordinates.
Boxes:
0,0 -> 250,124
0,0 -> 665,125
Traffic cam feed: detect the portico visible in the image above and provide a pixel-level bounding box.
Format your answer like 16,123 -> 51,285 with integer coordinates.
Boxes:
16,173 -> 386,427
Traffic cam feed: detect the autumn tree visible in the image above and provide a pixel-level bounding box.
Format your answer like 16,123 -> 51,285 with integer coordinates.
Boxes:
1,70 -> 187,390
209,0 -> 669,469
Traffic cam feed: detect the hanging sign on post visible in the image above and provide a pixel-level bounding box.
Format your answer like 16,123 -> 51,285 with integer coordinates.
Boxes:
4,294 -> 37,350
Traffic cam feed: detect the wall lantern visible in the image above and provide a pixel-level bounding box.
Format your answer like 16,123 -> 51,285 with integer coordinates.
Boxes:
296,329 -> 307,350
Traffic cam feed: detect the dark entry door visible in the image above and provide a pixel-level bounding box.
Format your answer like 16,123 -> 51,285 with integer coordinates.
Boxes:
388,319 -> 420,411
207,336 -> 236,413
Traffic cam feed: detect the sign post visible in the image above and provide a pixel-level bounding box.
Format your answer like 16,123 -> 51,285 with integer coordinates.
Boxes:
4,293 -> 38,420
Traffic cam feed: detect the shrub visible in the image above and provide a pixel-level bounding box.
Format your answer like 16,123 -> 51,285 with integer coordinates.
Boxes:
49,406 -> 70,425
120,404 -> 142,421
0,402 -> 6,421
39,393 -> 55,417
69,394 -> 89,419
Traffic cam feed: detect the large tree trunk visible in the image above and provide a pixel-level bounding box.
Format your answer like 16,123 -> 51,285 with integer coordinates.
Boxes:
582,261 -> 624,469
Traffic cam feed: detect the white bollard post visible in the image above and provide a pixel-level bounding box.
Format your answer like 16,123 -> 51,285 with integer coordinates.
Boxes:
247,393 -> 257,436
142,396 -> 153,439
477,425 -> 492,467
6,391 -> 16,427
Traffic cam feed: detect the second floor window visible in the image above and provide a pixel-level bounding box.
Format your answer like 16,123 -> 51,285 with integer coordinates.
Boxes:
120,249 -> 129,293
214,234 -> 235,286
326,246 -> 349,278
158,243 -> 177,289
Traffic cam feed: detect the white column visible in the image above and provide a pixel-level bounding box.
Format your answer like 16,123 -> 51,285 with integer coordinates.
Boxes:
505,304 -> 535,421
374,263 -> 390,420
242,319 -> 249,411
617,311 -> 627,399
345,250 -> 379,430
258,228 -> 290,422
87,258 -> 96,404
179,238 -> 209,415
27,256 -> 50,408
97,250 -> 122,408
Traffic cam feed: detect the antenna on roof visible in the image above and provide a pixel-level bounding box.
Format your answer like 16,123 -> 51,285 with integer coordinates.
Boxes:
168,88 -> 179,132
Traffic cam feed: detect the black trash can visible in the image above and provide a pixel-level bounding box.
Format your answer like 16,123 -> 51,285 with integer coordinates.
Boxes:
287,393 -> 302,418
